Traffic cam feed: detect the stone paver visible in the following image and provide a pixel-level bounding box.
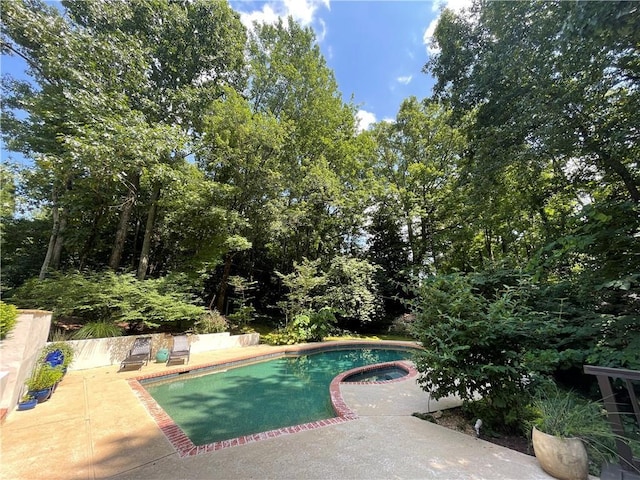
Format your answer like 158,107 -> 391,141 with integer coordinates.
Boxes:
0,341 -> 554,480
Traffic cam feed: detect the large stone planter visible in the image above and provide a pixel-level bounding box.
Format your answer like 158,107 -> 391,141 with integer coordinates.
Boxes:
532,426 -> 589,480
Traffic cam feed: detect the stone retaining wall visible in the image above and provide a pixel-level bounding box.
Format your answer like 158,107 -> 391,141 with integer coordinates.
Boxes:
66,332 -> 260,371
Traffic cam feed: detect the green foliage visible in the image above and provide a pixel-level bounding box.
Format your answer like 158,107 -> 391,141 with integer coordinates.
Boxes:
0,301 -> 18,340
26,363 -> 64,391
324,256 -> 381,325
193,310 -> 228,335
225,275 -> 257,329
72,322 -> 123,340
0,164 -> 16,218
408,272 -> 550,431
263,308 -> 336,345
276,258 -> 327,321
9,271 -> 206,333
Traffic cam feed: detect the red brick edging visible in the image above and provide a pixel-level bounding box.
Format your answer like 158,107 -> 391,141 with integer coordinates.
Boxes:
128,345 -> 419,457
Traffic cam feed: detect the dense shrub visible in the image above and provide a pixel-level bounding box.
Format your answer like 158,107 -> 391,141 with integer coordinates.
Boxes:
407,273 -> 553,431
9,271 -> 207,334
193,309 -> 228,334
263,308 -> 336,345
0,301 -> 18,340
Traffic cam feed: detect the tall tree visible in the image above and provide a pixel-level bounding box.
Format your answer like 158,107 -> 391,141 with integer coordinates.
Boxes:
370,98 -> 465,275
199,88 -> 290,311
1,0 -> 159,276
2,0 -> 248,277
63,0 -> 247,277
247,17 -> 367,266
427,1 -> 639,205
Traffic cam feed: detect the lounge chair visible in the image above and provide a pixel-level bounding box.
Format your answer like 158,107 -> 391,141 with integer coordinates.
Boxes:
119,336 -> 152,371
166,335 -> 190,365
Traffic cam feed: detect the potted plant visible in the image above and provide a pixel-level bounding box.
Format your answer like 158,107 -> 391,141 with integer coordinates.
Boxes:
39,342 -> 75,373
17,393 -> 37,411
531,385 -> 617,480
26,364 -> 64,403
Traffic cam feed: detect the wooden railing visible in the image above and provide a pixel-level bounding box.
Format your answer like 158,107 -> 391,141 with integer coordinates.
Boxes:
583,365 -> 640,479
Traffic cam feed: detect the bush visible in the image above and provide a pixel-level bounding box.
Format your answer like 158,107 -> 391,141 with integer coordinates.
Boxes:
9,271 -> 207,333
26,363 -> 64,391
72,321 -> 123,339
193,310 -> 228,334
263,308 -> 336,345
408,273 -> 551,432
0,301 -> 18,340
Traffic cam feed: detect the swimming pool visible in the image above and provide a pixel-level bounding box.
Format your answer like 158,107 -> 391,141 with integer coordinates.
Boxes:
136,344 -> 417,454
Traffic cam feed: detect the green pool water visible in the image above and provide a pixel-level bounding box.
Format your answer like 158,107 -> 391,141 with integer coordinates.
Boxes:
143,348 -> 413,445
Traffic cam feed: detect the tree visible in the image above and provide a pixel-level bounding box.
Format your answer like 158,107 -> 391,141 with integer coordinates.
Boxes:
2,1 -> 181,275
369,98 -> 465,276
424,1 -> 640,370
247,17 -> 367,264
198,88 -> 289,310
427,1 -> 639,205
1,0 -> 248,278
63,0 -> 248,276
324,256 -> 381,326
276,258 -> 327,323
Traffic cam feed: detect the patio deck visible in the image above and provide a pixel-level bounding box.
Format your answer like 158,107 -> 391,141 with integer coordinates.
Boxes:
0,342 -> 557,479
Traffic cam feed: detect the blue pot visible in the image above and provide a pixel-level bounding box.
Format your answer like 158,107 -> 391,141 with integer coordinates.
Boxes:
17,398 -> 37,410
29,388 -> 52,403
45,350 -> 64,368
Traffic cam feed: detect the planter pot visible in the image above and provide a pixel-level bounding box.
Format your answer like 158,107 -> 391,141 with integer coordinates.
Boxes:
29,388 -> 52,404
17,399 -> 38,411
155,348 -> 169,363
45,349 -> 64,368
532,426 -> 588,480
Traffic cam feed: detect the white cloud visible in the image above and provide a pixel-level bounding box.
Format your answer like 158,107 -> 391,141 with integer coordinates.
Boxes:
326,44 -> 334,60
239,5 -> 279,31
423,18 -> 440,55
356,110 -> 377,132
239,0 -> 330,32
316,18 -> 327,42
396,75 -> 413,85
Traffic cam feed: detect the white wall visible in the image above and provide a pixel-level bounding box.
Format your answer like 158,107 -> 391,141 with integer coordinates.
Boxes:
0,310 -> 52,414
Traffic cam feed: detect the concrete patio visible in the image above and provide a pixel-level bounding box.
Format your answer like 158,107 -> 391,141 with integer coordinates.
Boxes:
0,342 -> 556,479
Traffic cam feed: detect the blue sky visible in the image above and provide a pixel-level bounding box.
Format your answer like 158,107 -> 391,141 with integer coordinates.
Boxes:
1,0 -> 469,166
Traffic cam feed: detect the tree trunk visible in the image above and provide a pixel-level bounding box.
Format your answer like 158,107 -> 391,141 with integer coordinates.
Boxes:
598,152 -> 640,204
137,185 -> 161,280
109,172 -> 140,270
79,207 -> 104,270
213,253 -> 233,313
39,201 -> 60,280
405,215 -> 416,265
484,228 -> 493,261
39,186 -> 63,280
50,207 -> 68,269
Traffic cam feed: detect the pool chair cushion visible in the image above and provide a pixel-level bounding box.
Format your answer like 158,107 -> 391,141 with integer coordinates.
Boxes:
120,337 -> 152,371
167,335 -> 191,365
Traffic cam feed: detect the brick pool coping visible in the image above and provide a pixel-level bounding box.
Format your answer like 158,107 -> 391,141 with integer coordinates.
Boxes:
128,341 -> 420,458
